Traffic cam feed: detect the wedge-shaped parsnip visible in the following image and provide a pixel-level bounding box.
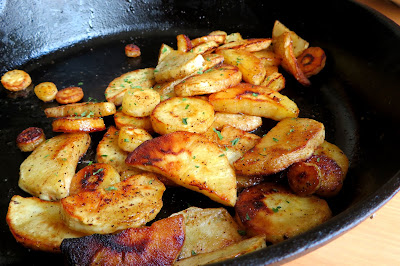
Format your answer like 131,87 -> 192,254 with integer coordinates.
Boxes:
44,102 -> 116,118
174,64 -> 242,96
209,83 -> 299,121
97,126 -> 137,174
114,110 -> 153,132
217,49 -> 266,85
260,72 -> 285,92
52,117 -> 106,133
212,112 -> 262,132
192,41 -> 218,55
61,173 -> 165,234
215,38 -> 272,53
16,127 -> 46,152
61,215 -> 185,266
154,50 -> 205,83
126,131 -> 237,206
235,182 -> 332,243
233,118 -> 325,176
122,88 -> 160,117
105,68 -> 155,106
273,32 -> 310,86
191,34 -> 226,46
225,32 -> 243,43
272,20 -> 309,57
150,97 -> 215,135
69,163 -> 121,195
158,43 -> 175,63
252,49 -> 282,67
6,195 -> 86,252
202,53 -> 224,69
170,207 -> 244,260
117,126 -> 152,152
177,34 -> 193,52
175,235 -> 266,266
297,47 -> 327,78
19,133 -> 90,201
287,141 -> 349,197
204,126 -> 260,165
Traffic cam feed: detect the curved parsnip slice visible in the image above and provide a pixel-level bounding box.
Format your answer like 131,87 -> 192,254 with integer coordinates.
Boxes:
6,195 -> 86,252
69,163 -> 121,195
192,41 -> 218,55
117,126 -> 152,152
60,173 -> 165,234
61,215 -> 185,266
105,68 -> 155,106
260,72 -> 286,92
202,53 -> 224,70
16,127 -> 46,152
150,97 -> 214,135
212,112 -> 262,132
215,38 -> 272,53
174,64 -> 242,96
217,49 -> 266,85
34,82 -> 58,102
1,69 -> 32,91
252,50 -> 282,67
122,88 -> 160,117
126,131 -> 237,206
158,43 -> 175,63
114,111 -> 153,132
19,133 -> 91,201
272,20 -> 309,57
209,83 -> 299,121
45,102 -> 116,118
191,34 -> 226,46
235,183 -> 331,244
52,117 -> 106,133
177,34 -> 193,52
154,50 -> 205,83
273,32 -> 310,86
233,118 -> 325,176
297,47 -> 327,78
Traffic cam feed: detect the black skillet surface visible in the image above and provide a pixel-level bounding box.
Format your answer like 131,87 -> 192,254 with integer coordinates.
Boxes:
1,0 -> 400,265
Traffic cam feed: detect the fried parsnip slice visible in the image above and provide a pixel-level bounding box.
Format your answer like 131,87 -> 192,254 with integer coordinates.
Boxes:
191,34 -> 226,46
202,53 -> 224,69
272,20 -> 309,57
61,215 -> 185,266
150,97 -> 215,135
7,195 -> 86,252
56,87 -> 84,104
273,32 -> 310,86
19,133 -> 91,201
233,118 -> 325,176
171,207 -> 243,260
225,32 -> 244,43
44,102 -> 116,118
260,72 -> 285,92
215,38 -> 272,53
96,126 -> 137,174
236,175 -> 264,190
174,64 -> 242,96
16,127 -> 46,152
297,47 -> 327,78
52,117 -> 106,133
235,182 -> 332,243
153,78 -> 184,101
287,141 -> 349,197
125,44 -> 141,58
217,49 -> 266,85
34,82 -> 58,102
154,50 -> 205,83
209,83 -> 299,121
175,235 -> 266,266
126,131 -> 237,206
212,112 -> 262,132
69,163 -> 121,195
1,69 -> 32,91
122,88 -> 160,117
61,173 -> 165,234
177,34 -> 193,52
117,126 -> 152,152
192,40 -> 219,55
114,111 -> 153,132
252,50 -> 282,67
105,68 -> 155,106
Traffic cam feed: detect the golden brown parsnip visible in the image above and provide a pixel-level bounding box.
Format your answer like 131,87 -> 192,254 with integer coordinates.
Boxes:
34,82 -> 58,102
16,127 -> 46,152
1,69 -> 32,91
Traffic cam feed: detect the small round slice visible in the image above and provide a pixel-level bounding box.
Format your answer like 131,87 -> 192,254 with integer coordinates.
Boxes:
52,117 -> 105,133
150,97 -> 215,135
122,88 -> 160,117
298,47 -> 326,78
1,70 -> 32,92
114,111 -> 153,132
16,127 -> 46,152
125,44 -> 141,57
34,82 -> 58,102
56,87 -> 84,104
117,127 -> 153,152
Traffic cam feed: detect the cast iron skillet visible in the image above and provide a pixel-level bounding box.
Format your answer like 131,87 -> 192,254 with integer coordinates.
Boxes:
1,0 -> 400,265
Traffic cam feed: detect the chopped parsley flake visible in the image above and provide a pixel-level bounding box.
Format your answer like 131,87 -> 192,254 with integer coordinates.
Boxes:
92,168 -> 104,175
272,206 -> 282,213
273,137 -> 279,142
237,230 -> 247,236
105,186 -> 117,191
231,138 -> 240,146
212,128 -> 223,140
182,118 -> 188,125
245,213 -> 251,221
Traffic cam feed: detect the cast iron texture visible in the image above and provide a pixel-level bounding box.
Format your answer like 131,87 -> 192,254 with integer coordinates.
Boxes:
0,0 -> 399,265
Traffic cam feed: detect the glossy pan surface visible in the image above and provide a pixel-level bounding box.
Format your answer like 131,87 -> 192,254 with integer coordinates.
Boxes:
0,0 -> 400,265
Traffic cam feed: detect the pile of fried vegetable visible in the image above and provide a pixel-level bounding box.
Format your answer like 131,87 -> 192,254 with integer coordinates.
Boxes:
5,21 -> 348,265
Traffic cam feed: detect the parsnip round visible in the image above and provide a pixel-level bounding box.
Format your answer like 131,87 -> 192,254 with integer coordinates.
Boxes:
122,88 -> 160,117
1,70 -> 32,92
34,82 -> 58,102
